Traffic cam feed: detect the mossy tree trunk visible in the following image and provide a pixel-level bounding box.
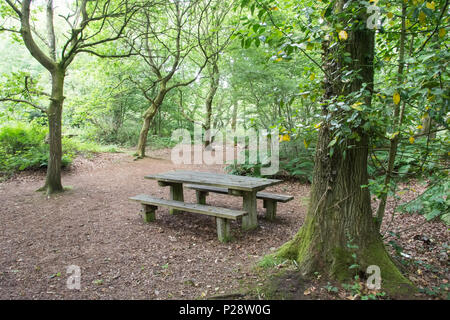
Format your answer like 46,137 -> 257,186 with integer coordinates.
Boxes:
136,85 -> 167,158
277,0 -> 413,296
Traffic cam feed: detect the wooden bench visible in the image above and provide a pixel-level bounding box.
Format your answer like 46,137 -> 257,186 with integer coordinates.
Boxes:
129,194 -> 247,243
184,184 -> 293,220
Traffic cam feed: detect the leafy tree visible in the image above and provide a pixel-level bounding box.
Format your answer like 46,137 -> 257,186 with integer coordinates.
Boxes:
239,0 -> 416,295
0,0 -> 138,193
128,0 -> 202,158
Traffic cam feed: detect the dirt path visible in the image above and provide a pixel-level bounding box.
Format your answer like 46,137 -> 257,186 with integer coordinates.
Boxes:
1,150 -> 447,299
0,151 -> 308,299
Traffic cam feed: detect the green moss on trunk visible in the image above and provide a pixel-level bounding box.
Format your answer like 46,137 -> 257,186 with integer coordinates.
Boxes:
276,227 -> 415,297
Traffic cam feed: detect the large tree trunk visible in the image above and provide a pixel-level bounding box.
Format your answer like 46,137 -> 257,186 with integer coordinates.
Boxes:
277,1 -> 413,296
43,68 -> 65,193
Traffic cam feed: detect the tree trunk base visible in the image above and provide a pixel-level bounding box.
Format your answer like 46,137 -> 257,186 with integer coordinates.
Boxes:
133,153 -> 146,161
36,183 -> 65,195
276,221 -> 415,298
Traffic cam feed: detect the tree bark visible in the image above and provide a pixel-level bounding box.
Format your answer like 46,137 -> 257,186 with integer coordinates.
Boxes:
276,1 -> 413,296
43,68 -> 65,193
204,60 -> 219,148
136,86 -> 167,158
136,104 -> 158,158
231,100 -> 238,131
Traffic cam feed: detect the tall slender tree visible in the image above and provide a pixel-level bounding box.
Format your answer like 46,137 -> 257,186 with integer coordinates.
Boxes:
197,1 -> 236,147
1,0 -> 137,194
129,0 -> 234,158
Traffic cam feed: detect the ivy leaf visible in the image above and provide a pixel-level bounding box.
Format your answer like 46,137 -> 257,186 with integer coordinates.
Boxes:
328,137 -> 337,148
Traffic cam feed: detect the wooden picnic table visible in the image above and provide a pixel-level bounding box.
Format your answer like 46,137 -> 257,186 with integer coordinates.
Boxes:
145,170 -> 282,230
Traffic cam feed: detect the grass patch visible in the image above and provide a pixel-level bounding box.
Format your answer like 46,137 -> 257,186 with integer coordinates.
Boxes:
257,254 -> 287,269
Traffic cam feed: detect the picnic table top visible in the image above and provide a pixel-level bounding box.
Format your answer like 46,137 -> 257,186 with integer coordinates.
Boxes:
144,170 -> 282,192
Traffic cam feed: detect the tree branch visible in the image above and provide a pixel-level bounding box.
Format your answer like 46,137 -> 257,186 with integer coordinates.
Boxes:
0,97 -> 47,113
5,0 -> 22,18
19,0 -> 56,72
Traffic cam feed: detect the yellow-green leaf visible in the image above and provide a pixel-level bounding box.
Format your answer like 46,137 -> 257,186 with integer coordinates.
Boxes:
338,30 -> 348,41
426,1 -> 435,10
393,92 -> 401,105
419,11 -> 427,25
351,102 -> 363,111
303,139 -> 309,149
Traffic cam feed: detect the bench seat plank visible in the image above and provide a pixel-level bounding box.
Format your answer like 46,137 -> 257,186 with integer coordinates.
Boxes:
256,192 -> 293,203
129,194 -> 247,220
185,184 -> 294,203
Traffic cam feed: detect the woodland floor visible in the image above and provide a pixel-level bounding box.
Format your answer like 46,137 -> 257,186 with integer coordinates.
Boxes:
0,148 -> 448,300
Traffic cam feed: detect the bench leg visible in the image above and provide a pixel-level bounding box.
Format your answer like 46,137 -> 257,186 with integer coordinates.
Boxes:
242,190 -> 258,230
141,204 -> 157,223
196,190 -> 208,205
263,199 -> 277,221
169,183 -> 184,214
216,217 -> 231,243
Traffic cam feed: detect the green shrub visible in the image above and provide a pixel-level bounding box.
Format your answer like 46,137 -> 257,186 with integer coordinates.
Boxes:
0,123 -> 72,174
397,178 -> 450,225
77,121 -> 141,147
0,123 -> 120,176
225,149 -> 266,177
280,156 -> 314,183
62,136 -> 118,158
0,124 -> 45,154
225,136 -> 315,182
146,135 -> 177,150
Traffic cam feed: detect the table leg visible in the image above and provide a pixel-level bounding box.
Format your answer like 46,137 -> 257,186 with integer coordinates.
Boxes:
216,217 -> 231,243
263,199 -> 277,221
169,183 -> 184,214
196,190 -> 208,205
242,190 -> 258,230
141,204 -> 157,222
